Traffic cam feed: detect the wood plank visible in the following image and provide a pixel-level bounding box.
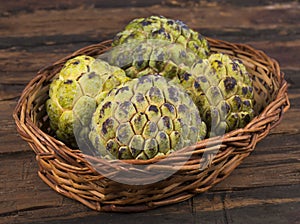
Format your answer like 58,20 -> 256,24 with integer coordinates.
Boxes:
0,84 -> 25,101
0,50 -> 66,85
0,3 -> 299,38
0,100 -> 30,154
1,0 -> 297,16
0,152 -> 88,213
247,40 -> 300,70
0,0 -> 169,15
215,0 -> 297,7
222,185 -> 300,224
284,69 -> 300,89
194,185 -> 300,224
0,149 -> 298,224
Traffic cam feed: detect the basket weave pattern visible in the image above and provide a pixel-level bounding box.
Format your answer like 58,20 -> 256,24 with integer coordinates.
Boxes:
13,38 -> 290,212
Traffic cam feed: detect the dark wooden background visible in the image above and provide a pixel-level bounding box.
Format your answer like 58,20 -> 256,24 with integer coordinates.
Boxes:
0,1 -> 299,223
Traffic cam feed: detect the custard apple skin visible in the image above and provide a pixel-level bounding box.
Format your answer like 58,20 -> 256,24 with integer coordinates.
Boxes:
46,55 -> 129,147
102,40 -> 197,80
112,15 -> 210,60
175,53 -> 255,136
89,74 -> 207,160
59,55 -> 95,80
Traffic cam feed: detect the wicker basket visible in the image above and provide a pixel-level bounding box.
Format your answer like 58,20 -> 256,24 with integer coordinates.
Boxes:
13,37 -> 290,212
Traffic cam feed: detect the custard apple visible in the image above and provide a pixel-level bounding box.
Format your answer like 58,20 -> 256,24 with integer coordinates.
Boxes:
112,15 -> 210,60
89,74 -> 207,160
175,53 -> 255,136
46,55 -> 129,147
101,39 -> 198,79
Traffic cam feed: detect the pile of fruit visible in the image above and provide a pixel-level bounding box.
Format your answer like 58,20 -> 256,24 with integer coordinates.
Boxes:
46,16 -> 255,160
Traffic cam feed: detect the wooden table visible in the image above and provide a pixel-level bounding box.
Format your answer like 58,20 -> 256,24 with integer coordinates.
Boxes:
1,1 -> 299,223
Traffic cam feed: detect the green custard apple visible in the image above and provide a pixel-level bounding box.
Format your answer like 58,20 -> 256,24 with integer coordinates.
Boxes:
102,39 -> 198,79
175,53 -> 255,136
46,55 -> 129,147
112,15 -> 210,60
89,74 -> 207,160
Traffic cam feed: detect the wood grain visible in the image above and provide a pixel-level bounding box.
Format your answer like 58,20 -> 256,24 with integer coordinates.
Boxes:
0,1 -> 299,223
1,3 -> 299,41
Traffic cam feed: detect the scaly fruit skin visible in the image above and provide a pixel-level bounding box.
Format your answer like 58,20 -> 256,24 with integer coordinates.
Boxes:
176,53 -> 255,136
103,40 -> 197,79
59,55 -> 95,80
89,75 -> 207,160
112,15 -> 210,60
46,55 -> 129,147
